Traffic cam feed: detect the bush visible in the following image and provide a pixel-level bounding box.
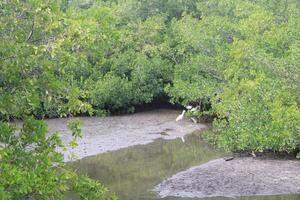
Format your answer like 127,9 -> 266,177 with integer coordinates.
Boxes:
0,118 -> 117,200
1,0 -> 299,158
166,0 -> 300,154
213,75 -> 300,153
89,74 -> 134,111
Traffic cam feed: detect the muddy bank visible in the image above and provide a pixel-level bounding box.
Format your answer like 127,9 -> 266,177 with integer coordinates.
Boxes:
154,157 -> 300,198
45,109 -> 204,161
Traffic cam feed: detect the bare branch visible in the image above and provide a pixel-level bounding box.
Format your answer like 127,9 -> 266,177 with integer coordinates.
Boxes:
26,18 -> 35,42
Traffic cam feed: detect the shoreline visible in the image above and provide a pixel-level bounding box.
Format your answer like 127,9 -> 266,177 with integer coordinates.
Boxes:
44,109 -> 205,161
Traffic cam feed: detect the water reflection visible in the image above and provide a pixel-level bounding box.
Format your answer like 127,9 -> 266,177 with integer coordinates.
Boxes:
69,132 -> 300,200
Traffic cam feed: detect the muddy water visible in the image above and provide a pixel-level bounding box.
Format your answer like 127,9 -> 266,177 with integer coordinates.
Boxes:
69,132 -> 300,200
65,110 -> 300,200
69,132 -> 226,199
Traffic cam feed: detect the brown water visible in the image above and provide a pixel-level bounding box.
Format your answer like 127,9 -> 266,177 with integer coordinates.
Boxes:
69,132 -> 300,200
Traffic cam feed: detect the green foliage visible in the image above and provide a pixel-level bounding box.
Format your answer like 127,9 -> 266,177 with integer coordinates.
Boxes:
209,0 -> 300,154
213,75 -> 300,152
164,0 -> 300,154
0,0 -> 91,119
0,0 -> 176,119
1,0 -> 300,165
89,74 -> 133,111
165,14 -> 231,105
0,1 -> 300,198
0,118 -> 117,199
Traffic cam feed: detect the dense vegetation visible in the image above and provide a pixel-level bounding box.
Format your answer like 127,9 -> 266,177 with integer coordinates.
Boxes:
0,118 -> 117,199
0,0 -> 299,198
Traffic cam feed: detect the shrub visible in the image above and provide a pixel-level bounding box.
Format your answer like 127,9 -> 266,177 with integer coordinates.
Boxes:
0,118 -> 117,200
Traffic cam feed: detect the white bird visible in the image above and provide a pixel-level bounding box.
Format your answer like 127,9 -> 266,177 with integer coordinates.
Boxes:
186,105 -> 193,110
176,110 -> 186,122
191,107 -> 198,112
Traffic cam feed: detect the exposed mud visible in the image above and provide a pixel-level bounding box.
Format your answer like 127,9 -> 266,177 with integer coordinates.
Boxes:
45,109 -> 205,161
154,157 -> 300,199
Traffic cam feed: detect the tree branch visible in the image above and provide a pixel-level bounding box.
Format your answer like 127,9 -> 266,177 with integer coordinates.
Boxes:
26,18 -> 35,42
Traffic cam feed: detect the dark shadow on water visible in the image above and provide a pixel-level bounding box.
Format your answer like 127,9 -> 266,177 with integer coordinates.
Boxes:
69,132 -> 300,200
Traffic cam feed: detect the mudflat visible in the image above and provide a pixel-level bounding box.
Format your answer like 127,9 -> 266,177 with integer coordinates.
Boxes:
154,157 -> 300,198
45,109 -> 204,161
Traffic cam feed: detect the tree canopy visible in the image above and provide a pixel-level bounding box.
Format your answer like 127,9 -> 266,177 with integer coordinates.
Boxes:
0,0 -> 300,198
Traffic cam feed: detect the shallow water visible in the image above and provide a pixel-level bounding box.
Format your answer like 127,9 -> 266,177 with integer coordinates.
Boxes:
69,132 -> 226,199
66,110 -> 300,200
69,131 -> 300,200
